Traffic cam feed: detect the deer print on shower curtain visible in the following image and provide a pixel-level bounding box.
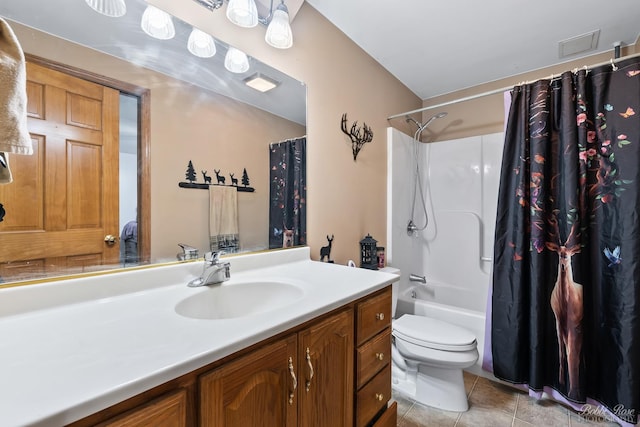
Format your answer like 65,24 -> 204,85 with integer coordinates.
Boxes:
546,217 -> 583,399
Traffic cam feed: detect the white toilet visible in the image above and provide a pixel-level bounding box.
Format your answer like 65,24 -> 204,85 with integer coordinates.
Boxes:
382,267 -> 478,412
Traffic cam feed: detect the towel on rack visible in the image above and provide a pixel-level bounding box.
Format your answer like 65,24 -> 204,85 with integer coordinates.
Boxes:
0,18 -> 32,185
209,186 -> 239,253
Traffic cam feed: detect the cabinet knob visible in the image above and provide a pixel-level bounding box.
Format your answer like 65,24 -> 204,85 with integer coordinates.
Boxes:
375,312 -> 385,321
375,393 -> 384,401
375,352 -> 384,361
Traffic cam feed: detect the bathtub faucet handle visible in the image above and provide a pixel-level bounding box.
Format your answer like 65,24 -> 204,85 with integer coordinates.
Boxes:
409,273 -> 427,284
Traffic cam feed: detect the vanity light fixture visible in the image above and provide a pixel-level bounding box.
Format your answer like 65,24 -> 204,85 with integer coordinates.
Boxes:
193,0 -> 224,10
264,1 -> 292,49
141,5 -> 175,40
192,0 -> 294,49
224,47 -> 250,73
85,0 -> 126,17
244,73 -> 280,92
188,28 -> 217,58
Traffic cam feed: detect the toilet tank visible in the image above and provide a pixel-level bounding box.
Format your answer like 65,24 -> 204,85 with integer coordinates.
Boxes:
380,266 -> 401,318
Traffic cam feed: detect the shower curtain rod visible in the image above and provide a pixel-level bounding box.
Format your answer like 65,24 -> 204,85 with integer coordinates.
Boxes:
387,51 -> 640,121
269,135 -> 307,147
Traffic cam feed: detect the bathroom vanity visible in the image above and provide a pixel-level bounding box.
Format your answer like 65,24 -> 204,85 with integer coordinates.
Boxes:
0,247 -> 397,426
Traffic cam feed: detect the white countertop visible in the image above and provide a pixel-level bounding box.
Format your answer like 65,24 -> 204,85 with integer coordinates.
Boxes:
0,247 -> 398,427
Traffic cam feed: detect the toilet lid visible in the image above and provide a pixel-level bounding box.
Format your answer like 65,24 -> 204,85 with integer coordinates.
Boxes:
393,314 -> 477,352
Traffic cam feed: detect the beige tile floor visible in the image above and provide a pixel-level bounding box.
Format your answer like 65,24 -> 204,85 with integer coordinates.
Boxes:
394,372 -> 622,427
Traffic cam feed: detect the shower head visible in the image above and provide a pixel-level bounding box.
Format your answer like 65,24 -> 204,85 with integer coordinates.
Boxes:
405,116 -> 421,128
405,112 -> 448,133
417,111 -> 447,132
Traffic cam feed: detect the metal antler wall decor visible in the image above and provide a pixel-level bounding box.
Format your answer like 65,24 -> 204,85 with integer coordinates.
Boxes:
341,113 -> 373,161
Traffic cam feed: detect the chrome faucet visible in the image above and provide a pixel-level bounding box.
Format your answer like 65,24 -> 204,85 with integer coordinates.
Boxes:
188,251 -> 230,287
409,273 -> 427,284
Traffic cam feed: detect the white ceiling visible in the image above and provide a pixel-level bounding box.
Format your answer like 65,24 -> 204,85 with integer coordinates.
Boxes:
306,0 -> 640,100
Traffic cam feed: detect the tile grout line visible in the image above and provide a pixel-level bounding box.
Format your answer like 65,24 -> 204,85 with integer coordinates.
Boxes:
511,393 -> 520,427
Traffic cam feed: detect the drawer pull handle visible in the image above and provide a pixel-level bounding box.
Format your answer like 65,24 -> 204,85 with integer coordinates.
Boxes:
375,352 -> 385,361
376,312 -> 385,321
375,393 -> 385,401
305,347 -> 314,392
288,357 -> 297,405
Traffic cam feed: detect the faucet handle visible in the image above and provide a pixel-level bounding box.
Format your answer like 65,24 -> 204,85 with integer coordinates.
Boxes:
178,243 -> 199,261
205,251 -> 225,264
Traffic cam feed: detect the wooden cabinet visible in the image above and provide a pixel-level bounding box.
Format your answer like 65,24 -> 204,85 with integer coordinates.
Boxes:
354,287 -> 395,427
298,309 -> 354,427
68,287 -> 392,427
200,335 -> 298,426
96,390 -> 188,427
199,309 -> 354,427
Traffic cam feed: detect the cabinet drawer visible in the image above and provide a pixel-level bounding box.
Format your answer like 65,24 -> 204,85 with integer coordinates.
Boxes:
357,328 -> 391,388
356,287 -> 392,346
372,401 -> 397,427
355,364 -> 391,427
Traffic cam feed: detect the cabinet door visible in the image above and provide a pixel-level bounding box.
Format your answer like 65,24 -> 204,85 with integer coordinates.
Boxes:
96,390 -> 188,427
200,335 -> 298,427
298,309 -> 354,427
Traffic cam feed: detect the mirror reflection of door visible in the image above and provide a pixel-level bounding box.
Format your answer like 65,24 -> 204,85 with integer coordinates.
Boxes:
0,58 -> 145,283
119,94 -> 139,267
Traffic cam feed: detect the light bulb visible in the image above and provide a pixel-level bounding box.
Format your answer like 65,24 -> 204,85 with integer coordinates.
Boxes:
265,4 -> 292,49
141,5 -> 175,40
188,28 -> 217,58
226,0 -> 258,28
85,0 -> 126,17
224,47 -> 250,73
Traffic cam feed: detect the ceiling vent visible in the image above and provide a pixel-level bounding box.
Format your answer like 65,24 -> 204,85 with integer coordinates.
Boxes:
558,30 -> 600,58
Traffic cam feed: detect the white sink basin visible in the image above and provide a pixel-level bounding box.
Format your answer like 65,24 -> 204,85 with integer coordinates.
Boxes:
175,280 -> 305,320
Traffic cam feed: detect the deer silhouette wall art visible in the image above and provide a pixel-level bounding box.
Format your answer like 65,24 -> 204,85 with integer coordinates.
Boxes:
214,169 -> 226,185
320,235 -> 334,262
341,113 -> 373,161
201,170 -> 212,185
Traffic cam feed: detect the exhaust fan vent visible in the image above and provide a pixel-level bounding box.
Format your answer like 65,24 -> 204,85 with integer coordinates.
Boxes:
558,30 -> 600,58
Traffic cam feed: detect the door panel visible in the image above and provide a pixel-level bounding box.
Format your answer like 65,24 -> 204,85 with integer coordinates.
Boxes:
298,309 -> 354,427
0,61 -> 120,281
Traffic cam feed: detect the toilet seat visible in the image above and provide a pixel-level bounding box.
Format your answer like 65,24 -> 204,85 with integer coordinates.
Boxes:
393,314 -> 477,352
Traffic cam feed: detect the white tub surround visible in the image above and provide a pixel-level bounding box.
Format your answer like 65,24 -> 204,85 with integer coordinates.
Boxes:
0,247 -> 397,427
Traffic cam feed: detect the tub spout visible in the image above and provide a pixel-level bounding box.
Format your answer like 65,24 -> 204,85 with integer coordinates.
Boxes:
409,273 -> 426,284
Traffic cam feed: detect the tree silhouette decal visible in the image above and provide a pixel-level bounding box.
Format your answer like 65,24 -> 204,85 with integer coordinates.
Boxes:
185,160 -> 196,183
242,168 -> 250,187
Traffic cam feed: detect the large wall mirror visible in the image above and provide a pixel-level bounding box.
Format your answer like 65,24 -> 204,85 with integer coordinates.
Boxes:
0,0 -> 307,285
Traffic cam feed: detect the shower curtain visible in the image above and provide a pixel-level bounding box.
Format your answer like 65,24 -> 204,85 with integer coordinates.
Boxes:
269,137 -> 306,249
491,57 -> 640,425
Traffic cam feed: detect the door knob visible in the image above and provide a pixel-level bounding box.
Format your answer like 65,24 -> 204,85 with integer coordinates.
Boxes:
104,235 -> 117,245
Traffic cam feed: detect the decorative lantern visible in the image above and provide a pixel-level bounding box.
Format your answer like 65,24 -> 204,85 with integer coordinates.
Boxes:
360,234 -> 378,270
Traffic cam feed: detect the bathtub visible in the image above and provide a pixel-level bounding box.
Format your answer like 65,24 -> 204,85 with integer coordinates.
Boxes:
395,284 -> 488,377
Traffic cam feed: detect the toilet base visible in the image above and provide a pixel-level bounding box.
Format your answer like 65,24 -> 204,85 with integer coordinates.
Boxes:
392,363 -> 470,412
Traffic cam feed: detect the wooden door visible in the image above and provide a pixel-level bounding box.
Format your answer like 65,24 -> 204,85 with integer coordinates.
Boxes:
0,61 -> 119,281
298,309 -> 354,427
199,335 -> 298,427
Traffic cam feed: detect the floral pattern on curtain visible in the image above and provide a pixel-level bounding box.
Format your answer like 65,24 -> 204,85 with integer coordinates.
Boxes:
491,57 -> 640,425
269,137 -> 306,249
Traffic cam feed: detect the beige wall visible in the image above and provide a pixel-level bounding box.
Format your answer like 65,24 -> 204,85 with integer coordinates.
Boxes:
10,21 -> 304,262
155,0 -> 422,265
